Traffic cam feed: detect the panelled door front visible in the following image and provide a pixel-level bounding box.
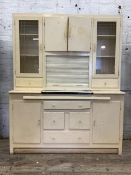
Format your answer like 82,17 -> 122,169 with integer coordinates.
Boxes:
44,16 -> 68,51
15,16 -> 43,77
68,16 -> 91,51
12,100 -> 41,144
92,101 -> 120,144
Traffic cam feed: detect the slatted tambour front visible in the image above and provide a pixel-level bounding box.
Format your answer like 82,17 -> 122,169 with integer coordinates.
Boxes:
46,55 -> 89,87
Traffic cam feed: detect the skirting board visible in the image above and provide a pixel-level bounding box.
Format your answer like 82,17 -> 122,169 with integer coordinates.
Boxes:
14,148 -> 118,154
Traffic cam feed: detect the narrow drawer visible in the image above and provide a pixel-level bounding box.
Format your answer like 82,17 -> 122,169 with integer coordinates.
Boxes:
92,79 -> 119,89
16,78 -> 43,88
69,112 -> 90,130
43,131 -> 90,144
43,112 -> 64,130
44,101 -> 91,110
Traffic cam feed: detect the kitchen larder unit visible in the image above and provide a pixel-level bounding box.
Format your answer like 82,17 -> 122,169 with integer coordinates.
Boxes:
9,14 -> 124,154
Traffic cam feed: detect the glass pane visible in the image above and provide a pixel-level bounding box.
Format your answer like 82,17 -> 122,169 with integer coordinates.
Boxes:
96,57 -> 115,74
97,22 -> 116,35
97,37 -> 116,56
96,22 -> 116,74
19,20 -> 39,73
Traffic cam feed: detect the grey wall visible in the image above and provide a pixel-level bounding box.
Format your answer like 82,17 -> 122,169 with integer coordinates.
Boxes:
0,0 -> 131,138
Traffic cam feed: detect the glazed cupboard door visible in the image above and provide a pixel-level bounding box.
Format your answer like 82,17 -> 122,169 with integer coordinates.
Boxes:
44,16 -> 68,51
93,18 -> 121,78
12,100 -> 41,144
92,101 -> 120,144
68,16 -> 91,51
15,16 -> 43,77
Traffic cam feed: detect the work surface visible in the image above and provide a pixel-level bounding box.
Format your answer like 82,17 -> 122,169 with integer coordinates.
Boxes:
0,139 -> 131,175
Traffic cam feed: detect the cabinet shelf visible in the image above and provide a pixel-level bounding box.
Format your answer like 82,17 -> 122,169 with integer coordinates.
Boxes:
96,56 -> 115,58
20,54 -> 38,57
97,35 -> 116,37
20,34 -> 38,36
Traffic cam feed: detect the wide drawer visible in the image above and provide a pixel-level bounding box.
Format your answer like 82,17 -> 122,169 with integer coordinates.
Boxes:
43,112 -> 64,130
43,131 -> 90,144
69,112 -> 90,130
43,101 -> 91,110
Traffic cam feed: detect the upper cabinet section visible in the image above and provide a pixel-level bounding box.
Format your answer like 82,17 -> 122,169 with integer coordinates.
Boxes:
44,16 -> 91,52
13,14 -> 121,90
93,17 -> 121,78
44,16 -> 68,51
68,17 -> 91,51
14,16 -> 43,77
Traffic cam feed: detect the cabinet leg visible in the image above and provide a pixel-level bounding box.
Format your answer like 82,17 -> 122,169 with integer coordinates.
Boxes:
10,147 -> 14,154
118,147 -> 122,155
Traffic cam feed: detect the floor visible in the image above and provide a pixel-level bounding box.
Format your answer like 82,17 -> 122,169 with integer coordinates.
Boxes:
0,140 -> 131,175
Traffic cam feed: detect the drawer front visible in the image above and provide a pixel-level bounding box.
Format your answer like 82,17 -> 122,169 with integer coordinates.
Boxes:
92,79 -> 119,89
69,112 -> 90,130
16,78 -> 43,88
43,131 -> 90,144
43,112 -> 64,130
44,101 -> 91,110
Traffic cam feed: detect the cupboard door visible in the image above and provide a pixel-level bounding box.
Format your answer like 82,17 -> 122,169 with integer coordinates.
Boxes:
93,18 -> 121,78
15,16 -> 43,77
12,100 -> 41,144
68,17 -> 91,51
92,101 -> 120,144
44,16 -> 67,51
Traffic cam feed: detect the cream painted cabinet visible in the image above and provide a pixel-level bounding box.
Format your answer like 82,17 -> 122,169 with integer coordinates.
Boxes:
12,100 -> 41,144
92,101 -> 120,144
44,16 -> 91,51
10,14 -> 124,154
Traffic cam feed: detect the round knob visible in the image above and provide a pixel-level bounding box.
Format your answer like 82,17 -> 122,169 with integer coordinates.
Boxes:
79,105 -> 82,108
78,137 -> 81,140
79,120 -> 82,124
52,137 -> 55,140
53,120 -> 56,123
52,104 -> 55,108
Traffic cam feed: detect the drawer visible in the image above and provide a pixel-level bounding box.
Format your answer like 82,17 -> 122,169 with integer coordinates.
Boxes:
43,112 -> 64,130
92,79 -> 119,89
43,131 -> 90,144
16,78 -> 43,88
44,101 -> 91,110
69,112 -> 90,130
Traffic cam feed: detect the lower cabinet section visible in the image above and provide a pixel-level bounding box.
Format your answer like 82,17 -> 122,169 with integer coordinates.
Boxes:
9,93 -> 124,154
43,131 -> 90,144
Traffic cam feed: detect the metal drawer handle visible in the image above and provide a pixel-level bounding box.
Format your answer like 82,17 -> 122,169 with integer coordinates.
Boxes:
37,120 -> 40,126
